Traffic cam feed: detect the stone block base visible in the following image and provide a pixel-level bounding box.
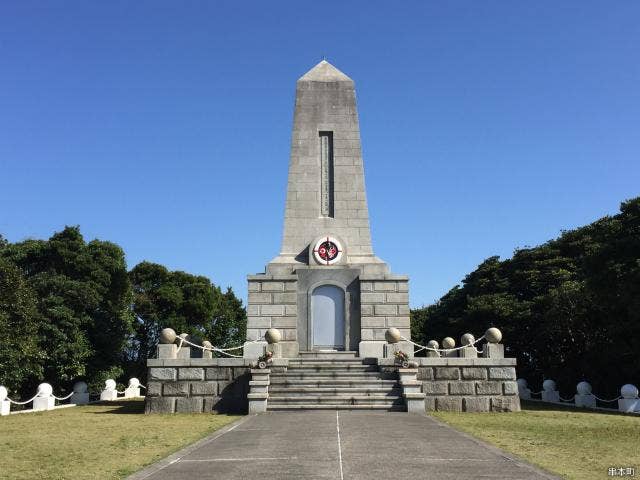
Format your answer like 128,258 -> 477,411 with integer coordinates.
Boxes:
100,390 -> 118,401
618,398 -> 640,413
71,392 -> 90,405
575,393 -> 596,408
359,341 -> 384,358
33,396 -> 55,411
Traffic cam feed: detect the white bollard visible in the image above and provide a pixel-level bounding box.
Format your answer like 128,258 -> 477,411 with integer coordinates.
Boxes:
0,386 -> 10,416
124,378 -> 141,398
33,383 -> 55,411
541,379 -> 560,403
71,381 -> 90,405
100,379 -> 118,401
517,378 -> 531,400
618,384 -> 640,413
575,381 -> 596,408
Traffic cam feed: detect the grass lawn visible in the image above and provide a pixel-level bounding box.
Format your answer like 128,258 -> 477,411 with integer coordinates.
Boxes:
432,400 -> 640,480
0,399 -> 241,480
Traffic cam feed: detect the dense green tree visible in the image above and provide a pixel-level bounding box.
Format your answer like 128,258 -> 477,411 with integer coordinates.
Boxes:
1,227 -> 134,393
412,197 -> 640,398
128,261 -> 246,380
0,258 -> 43,395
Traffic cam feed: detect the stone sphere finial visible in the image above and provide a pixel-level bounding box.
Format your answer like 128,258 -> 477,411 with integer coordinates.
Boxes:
73,381 -> 88,393
128,378 -> 140,388
159,328 -> 177,344
621,384 -> 639,399
426,340 -> 439,350
485,327 -> 502,343
105,379 -> 117,391
442,337 -> 455,349
543,379 -> 556,392
460,333 -> 475,346
37,383 -> 53,397
576,381 -> 592,395
202,340 -> 212,350
385,327 -> 402,344
516,378 -> 528,389
0,385 -> 7,401
265,328 -> 282,344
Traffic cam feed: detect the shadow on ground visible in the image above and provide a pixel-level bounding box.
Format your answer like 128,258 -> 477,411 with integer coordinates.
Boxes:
90,399 -> 145,414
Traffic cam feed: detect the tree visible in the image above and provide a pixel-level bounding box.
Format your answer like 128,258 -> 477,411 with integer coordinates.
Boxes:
411,197 -> 640,397
0,258 -> 43,395
127,261 -> 246,380
0,226 -> 134,392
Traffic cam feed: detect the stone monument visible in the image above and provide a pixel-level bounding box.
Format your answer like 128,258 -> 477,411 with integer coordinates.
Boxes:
244,61 -> 411,359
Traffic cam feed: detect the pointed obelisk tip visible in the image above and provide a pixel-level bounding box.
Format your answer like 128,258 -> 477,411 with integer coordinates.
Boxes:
298,60 -> 353,83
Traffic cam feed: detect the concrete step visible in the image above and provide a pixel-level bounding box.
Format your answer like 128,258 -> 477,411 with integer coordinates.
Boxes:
269,395 -> 403,405
268,387 -> 401,396
288,359 -> 375,366
285,365 -> 378,372
298,351 -> 358,359
271,372 -> 397,381
267,404 -> 405,411
269,378 -> 399,388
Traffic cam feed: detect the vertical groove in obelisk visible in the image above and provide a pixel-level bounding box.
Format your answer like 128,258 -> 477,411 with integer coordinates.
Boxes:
320,131 -> 334,218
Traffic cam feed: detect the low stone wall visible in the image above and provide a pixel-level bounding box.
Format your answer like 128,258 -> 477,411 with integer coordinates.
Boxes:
144,358 -> 288,414
379,358 -> 520,412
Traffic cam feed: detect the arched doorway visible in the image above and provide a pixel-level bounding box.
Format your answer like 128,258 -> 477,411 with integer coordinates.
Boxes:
311,285 -> 345,350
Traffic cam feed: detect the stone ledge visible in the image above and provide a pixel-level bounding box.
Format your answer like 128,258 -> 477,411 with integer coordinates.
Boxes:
378,358 -> 516,367
148,358 -> 289,367
247,393 -> 268,400
247,274 -> 298,281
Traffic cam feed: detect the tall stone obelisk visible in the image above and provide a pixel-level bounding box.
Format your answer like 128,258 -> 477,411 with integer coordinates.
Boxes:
245,61 -> 410,359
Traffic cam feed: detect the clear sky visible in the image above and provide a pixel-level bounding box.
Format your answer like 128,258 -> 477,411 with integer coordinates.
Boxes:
1,2 -> 638,308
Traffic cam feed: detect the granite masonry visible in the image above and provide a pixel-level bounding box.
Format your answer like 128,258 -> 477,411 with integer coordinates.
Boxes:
244,60 -> 411,360
144,61 -> 520,414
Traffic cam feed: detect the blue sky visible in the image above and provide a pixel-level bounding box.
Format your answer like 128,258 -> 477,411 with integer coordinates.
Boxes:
1,2 -> 638,307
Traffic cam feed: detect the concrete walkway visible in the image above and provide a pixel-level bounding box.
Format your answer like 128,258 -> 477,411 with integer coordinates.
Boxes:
130,412 -> 558,480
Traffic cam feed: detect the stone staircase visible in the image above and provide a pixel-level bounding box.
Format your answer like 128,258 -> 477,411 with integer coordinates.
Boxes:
267,351 -> 405,411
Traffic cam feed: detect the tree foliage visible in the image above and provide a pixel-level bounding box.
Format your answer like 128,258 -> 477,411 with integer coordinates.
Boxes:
0,257 -> 43,394
0,227 -> 134,394
412,198 -> 640,397
127,261 -> 246,380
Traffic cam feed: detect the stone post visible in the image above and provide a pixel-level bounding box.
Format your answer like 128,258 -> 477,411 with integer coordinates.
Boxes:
459,333 -> 477,358
100,379 -> 118,401
425,340 -> 440,358
441,337 -> 456,358
574,381 -> 596,408
71,381 -> 90,405
541,379 -> 560,403
158,327 -> 178,359
202,341 -> 213,359
248,369 -> 270,413
398,368 -> 425,414
33,383 -> 55,411
516,379 -> 531,400
0,386 -> 10,416
177,334 -> 192,359
124,378 -> 141,398
618,384 -> 640,413
482,328 -> 504,359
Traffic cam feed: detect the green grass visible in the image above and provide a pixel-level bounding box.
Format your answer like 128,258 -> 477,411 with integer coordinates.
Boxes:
432,401 -> 640,480
0,400 -> 241,480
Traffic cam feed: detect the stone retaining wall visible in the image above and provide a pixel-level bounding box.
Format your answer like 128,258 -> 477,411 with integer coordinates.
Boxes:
144,358 -> 288,414
379,358 -> 520,412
